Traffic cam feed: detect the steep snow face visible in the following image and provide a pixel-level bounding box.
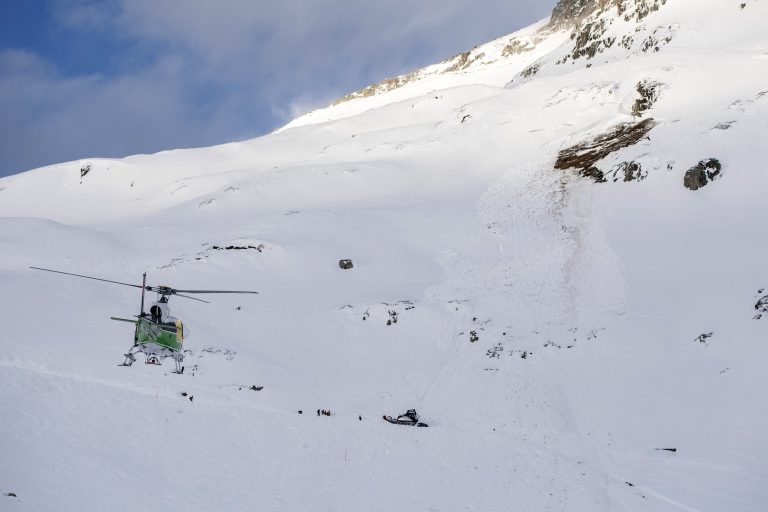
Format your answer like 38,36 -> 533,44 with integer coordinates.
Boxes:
282,0 -> 764,130
280,19 -> 570,130
2,1 -> 768,511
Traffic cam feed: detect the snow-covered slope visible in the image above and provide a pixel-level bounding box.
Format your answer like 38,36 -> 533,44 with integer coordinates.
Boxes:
1,1 -> 767,510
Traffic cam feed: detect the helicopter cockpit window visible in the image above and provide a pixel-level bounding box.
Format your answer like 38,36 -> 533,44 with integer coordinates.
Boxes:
150,305 -> 162,323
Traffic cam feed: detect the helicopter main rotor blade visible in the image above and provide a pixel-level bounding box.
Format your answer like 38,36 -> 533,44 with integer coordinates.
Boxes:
30,267 -> 145,289
172,289 -> 259,294
31,267 -> 255,303
174,293 -> 210,303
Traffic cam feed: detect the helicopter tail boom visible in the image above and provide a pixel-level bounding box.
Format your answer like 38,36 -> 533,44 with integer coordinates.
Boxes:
110,317 -> 138,324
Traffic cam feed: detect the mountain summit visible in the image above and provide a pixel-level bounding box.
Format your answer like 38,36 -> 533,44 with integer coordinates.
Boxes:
1,1 -> 767,511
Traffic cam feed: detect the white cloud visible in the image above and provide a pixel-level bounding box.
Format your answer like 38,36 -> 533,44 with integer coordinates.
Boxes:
0,48 -> 219,172
52,0 -> 117,30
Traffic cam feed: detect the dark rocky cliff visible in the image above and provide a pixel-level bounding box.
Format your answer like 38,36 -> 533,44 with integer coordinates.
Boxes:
550,0 -> 602,28
550,0 -> 669,29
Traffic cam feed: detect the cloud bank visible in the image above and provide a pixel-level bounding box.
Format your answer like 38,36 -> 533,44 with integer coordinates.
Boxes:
0,0 -> 554,176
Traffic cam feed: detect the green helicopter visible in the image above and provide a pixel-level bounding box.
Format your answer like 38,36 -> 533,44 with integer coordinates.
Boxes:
30,267 -> 258,373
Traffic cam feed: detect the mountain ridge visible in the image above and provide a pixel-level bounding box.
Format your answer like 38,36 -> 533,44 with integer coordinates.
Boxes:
284,0 -> 674,129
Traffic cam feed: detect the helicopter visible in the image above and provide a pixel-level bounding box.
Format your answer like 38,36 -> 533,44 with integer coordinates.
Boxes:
30,267 -> 258,373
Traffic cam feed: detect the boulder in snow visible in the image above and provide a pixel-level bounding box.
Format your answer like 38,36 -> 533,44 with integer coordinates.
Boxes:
683,158 -> 722,190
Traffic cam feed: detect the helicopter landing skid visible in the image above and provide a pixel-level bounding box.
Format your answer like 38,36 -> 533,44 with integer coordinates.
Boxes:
118,347 -> 184,373
119,351 -> 137,367
172,354 -> 185,375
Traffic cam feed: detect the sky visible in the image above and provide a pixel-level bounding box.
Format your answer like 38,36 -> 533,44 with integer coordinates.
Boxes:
0,0 -> 556,177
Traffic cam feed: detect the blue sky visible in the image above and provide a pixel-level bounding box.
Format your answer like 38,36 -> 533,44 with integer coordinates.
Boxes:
0,0 -> 555,177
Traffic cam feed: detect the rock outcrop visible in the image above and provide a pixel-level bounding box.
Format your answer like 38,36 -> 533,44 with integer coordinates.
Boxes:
754,289 -> 768,320
551,0 -> 669,29
632,80 -> 663,116
550,0 -> 602,29
554,119 -> 657,180
683,159 -> 722,190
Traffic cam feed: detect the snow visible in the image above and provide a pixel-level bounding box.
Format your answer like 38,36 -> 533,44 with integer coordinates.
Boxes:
1,1 -> 768,510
